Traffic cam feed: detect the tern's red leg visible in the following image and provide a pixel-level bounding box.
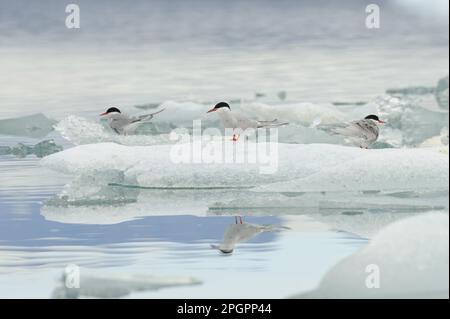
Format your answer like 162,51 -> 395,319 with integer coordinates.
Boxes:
239,216 -> 243,224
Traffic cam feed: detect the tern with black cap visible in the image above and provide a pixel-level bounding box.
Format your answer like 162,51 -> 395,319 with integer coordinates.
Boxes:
317,114 -> 386,149
207,102 -> 288,141
100,107 -> 165,135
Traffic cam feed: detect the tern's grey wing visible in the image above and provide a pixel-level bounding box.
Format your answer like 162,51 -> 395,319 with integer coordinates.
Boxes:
108,115 -> 132,135
236,116 -> 259,130
217,111 -> 239,129
320,120 -> 378,146
352,119 -> 379,144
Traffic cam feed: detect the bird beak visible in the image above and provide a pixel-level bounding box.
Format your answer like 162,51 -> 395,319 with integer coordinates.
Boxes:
100,112 -> 108,116
378,120 -> 386,124
207,108 -> 217,113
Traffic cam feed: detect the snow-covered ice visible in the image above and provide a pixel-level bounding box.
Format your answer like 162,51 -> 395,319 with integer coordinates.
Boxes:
52,271 -> 201,299
42,142 -> 447,192
295,212 -> 449,298
0,113 -> 56,138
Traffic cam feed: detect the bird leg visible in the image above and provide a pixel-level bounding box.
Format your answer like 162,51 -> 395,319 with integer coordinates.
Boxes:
232,134 -> 240,142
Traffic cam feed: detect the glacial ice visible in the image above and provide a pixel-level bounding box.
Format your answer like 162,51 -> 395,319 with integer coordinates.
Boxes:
0,113 -> 56,138
52,271 -> 201,299
0,140 -> 63,158
373,95 -> 449,147
254,147 -> 448,193
41,189 -> 243,224
52,95 -> 449,148
436,76 -> 449,110
41,142 -> 448,192
238,102 -> 351,126
296,212 -> 449,298
55,115 -> 175,146
41,187 -> 449,225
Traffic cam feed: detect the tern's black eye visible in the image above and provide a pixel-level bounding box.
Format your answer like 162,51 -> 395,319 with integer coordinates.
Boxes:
214,102 -> 231,110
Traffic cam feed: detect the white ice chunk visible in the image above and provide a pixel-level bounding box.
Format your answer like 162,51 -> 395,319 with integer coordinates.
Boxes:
55,115 -> 174,146
295,212 -> 449,298
436,76 -> 449,110
0,113 -> 56,138
255,147 -> 448,193
42,143 -> 448,192
52,272 -> 201,299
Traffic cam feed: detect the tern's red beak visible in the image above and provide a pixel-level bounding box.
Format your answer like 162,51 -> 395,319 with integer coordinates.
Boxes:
378,120 -> 386,124
207,108 -> 217,113
100,112 -> 108,116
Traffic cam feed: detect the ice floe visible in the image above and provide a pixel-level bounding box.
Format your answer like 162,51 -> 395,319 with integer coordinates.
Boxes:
52,271 -> 201,298
373,95 -> 449,147
41,142 -> 448,192
41,188 -> 449,225
0,140 -> 63,158
0,113 -> 56,138
436,76 -> 449,110
54,115 -> 174,146
295,212 -> 449,298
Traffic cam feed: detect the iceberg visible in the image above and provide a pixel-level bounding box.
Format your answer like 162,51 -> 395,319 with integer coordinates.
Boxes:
435,76 -> 449,110
294,212 -> 449,298
0,140 -> 63,158
41,188 -> 448,225
239,102 -> 350,126
373,95 -> 449,147
54,115 -> 176,146
52,271 -> 201,299
0,113 -> 56,138
41,189 -> 242,224
39,143 -> 365,188
254,147 -> 448,193
41,143 -> 448,192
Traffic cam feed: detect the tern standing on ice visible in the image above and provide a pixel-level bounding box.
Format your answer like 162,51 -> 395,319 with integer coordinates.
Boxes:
318,114 -> 385,149
207,102 -> 288,141
100,107 -> 165,135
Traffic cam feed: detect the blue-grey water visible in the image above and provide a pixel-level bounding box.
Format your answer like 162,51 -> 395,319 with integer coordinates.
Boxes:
0,0 -> 448,298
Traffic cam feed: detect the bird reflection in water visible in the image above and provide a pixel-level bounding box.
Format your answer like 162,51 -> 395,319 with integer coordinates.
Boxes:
211,216 -> 289,255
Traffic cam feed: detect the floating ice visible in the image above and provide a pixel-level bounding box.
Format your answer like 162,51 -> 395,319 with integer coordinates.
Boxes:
44,170 -> 140,207
0,140 -> 63,158
296,212 -> 449,298
386,86 -> 435,96
40,143 -> 361,188
41,189 -> 244,224
371,95 -> 449,146
41,187 -> 449,225
239,102 -> 350,126
0,113 -> 56,138
420,127 -> 449,150
41,143 -> 448,193
436,76 -> 449,110
52,271 -> 201,299
255,147 -> 448,193
55,115 -> 175,146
